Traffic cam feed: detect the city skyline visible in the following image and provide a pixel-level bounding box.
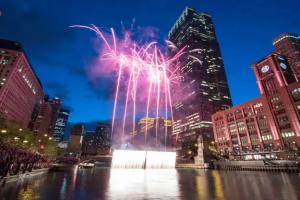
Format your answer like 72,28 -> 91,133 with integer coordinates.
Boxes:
1,0 -> 300,123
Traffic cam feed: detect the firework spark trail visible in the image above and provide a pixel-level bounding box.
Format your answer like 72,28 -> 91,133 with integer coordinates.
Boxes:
71,24 -> 189,149
132,73 -> 137,142
122,68 -> 133,142
112,60 -> 123,139
155,50 -> 161,147
161,54 -> 169,151
145,75 -> 153,148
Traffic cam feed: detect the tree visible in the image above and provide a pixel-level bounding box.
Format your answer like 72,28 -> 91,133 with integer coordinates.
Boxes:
0,120 -> 58,157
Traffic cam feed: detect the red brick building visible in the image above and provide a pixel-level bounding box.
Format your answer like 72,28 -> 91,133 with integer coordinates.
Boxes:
0,39 -> 43,127
212,53 -> 300,159
273,33 -> 300,79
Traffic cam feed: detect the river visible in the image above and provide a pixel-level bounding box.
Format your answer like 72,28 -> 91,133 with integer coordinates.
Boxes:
1,167 -> 300,200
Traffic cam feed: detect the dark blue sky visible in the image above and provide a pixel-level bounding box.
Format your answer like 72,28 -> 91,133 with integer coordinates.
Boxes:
0,0 -> 299,123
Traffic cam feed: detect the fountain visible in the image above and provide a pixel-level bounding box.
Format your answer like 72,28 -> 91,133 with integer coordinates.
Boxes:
111,150 -> 176,169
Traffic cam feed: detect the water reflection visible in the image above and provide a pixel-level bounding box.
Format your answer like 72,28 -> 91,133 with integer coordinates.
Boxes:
0,167 -> 300,200
108,169 -> 179,199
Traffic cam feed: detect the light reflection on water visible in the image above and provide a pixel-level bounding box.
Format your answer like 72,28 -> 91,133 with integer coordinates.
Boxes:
108,169 -> 179,200
0,167 -> 300,200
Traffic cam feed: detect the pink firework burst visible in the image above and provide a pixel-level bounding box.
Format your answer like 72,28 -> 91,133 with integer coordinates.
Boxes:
71,24 -> 186,148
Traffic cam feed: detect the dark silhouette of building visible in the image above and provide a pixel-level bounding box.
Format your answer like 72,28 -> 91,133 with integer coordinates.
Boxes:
212,53 -> 300,159
273,33 -> 300,80
53,108 -> 70,142
30,95 -> 53,136
82,131 -> 96,155
81,122 -> 111,155
68,124 -> 84,156
49,97 -> 61,135
0,39 -> 43,127
95,122 -> 111,154
168,7 -> 232,155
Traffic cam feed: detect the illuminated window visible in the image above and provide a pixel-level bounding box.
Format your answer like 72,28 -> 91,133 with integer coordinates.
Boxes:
292,88 -> 300,95
281,131 -> 295,138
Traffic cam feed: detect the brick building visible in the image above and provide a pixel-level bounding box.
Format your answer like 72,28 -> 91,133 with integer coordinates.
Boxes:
0,39 -> 43,127
212,53 -> 300,159
273,33 -> 300,79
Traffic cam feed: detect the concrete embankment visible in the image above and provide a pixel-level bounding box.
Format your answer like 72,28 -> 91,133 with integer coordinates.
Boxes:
176,163 -> 210,169
1,168 -> 50,185
214,160 -> 300,173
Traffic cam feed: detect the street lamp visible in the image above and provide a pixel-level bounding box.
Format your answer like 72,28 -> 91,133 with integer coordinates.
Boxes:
44,134 -> 48,137
49,137 -> 52,141
23,140 -> 28,144
19,128 -> 23,132
1,129 -> 7,133
14,137 -> 20,141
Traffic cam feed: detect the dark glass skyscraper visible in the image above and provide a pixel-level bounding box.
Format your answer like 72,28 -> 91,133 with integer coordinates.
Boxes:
168,7 -> 232,149
53,108 -> 70,142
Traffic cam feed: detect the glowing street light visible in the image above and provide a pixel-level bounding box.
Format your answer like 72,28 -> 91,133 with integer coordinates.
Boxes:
14,137 -> 20,141
19,128 -> 23,132
23,140 -> 28,144
1,129 -> 7,133
44,134 -> 48,137
48,137 -> 53,141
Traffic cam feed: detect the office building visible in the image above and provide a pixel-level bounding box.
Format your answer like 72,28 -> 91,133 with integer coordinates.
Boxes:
0,39 -> 43,127
95,122 -> 111,154
131,117 -> 172,150
53,108 -> 70,142
82,131 -> 97,155
168,7 -> 232,153
212,53 -> 300,159
30,95 -> 53,135
49,97 -> 61,135
273,33 -> 300,79
81,122 -> 111,155
68,124 -> 84,155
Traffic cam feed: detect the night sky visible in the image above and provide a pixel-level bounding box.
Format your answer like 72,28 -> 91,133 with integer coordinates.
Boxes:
0,0 -> 299,123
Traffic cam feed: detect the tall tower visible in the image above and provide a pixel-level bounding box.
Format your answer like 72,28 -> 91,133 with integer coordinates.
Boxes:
53,108 -> 70,142
252,54 -> 300,148
168,7 -> 232,146
273,33 -> 300,80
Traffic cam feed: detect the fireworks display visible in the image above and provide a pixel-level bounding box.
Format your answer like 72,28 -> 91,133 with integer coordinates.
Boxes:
71,24 -> 186,148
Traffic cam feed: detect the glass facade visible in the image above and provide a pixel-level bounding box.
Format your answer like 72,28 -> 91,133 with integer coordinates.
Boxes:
53,108 -> 70,142
168,7 -> 232,144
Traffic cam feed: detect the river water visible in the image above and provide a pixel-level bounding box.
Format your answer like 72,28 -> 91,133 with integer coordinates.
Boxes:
1,167 -> 300,200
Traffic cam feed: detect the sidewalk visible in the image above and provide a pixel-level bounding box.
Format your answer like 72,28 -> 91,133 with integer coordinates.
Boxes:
1,168 -> 49,185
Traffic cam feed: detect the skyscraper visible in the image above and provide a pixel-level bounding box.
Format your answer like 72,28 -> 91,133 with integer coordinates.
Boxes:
68,124 -> 84,156
30,95 -> 53,136
95,122 -> 111,154
82,131 -> 96,155
168,7 -> 232,150
53,108 -> 70,142
49,97 -> 61,135
273,33 -> 300,79
0,39 -> 43,127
